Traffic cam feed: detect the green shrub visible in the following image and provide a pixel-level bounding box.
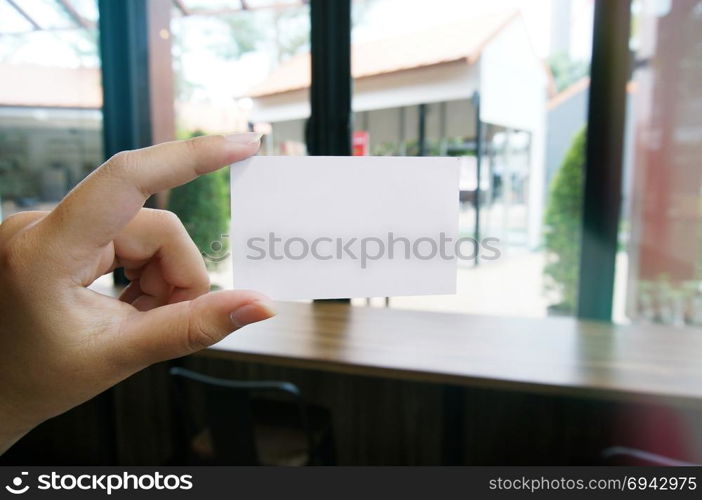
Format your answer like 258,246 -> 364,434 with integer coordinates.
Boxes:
168,131 -> 229,269
543,127 -> 586,313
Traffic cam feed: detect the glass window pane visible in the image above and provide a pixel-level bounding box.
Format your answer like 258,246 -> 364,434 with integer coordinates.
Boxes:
68,0 -> 99,23
0,0 -> 103,221
617,0 -> 702,326
169,1 -> 310,289
350,0 -> 593,317
17,0 -> 75,29
0,1 -> 34,33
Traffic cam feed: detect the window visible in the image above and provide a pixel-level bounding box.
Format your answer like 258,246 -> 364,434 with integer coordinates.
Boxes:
348,0 -> 593,317
617,0 -> 702,326
0,0 -> 102,220
167,0 -> 311,289
170,0 -> 310,154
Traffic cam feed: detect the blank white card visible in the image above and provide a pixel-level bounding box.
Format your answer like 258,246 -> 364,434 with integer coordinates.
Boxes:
230,156 -> 459,300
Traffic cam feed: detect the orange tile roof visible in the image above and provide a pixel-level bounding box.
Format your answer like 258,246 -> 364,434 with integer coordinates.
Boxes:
547,77 -> 637,110
249,9 -> 520,97
0,64 -> 102,108
547,76 -> 590,110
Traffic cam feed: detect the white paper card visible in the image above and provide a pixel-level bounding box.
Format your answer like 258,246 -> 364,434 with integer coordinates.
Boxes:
230,156 -> 459,300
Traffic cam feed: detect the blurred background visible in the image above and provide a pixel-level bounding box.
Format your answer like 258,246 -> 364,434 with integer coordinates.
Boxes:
3,0 -> 702,326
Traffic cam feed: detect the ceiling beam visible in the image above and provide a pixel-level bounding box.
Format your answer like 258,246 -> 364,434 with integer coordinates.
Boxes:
172,0 -> 190,15
6,0 -> 41,30
56,0 -> 94,29
175,1 -> 304,17
0,27 -> 79,36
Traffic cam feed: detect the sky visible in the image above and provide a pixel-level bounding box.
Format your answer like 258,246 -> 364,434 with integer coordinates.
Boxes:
0,0 -> 594,105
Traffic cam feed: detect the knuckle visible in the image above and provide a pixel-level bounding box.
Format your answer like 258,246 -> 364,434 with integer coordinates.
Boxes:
103,150 -> 149,195
185,303 -> 220,352
0,213 -> 45,270
151,209 -> 184,231
1,212 -> 27,229
105,150 -> 132,171
184,136 -> 204,156
0,211 -> 44,235
161,209 -> 182,225
0,215 -> 23,241
0,238 -> 27,275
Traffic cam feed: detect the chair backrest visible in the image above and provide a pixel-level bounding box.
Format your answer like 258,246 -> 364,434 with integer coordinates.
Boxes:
169,366 -> 310,465
602,446 -> 699,466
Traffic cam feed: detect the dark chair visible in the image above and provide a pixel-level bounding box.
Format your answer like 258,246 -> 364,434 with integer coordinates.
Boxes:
169,367 -> 335,466
602,446 -> 698,466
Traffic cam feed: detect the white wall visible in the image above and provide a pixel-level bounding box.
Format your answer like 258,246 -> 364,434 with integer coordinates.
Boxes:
252,17 -> 548,248
0,107 -> 103,202
251,89 -> 309,123
268,118 -> 306,155
251,59 -> 479,123
480,17 -> 548,249
353,61 -> 477,112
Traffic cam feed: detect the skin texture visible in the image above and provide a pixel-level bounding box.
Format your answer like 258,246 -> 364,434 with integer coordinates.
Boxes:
0,133 -> 275,454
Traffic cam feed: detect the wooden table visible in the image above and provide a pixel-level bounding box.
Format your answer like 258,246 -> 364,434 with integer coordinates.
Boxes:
86,282 -> 702,464
203,301 -> 702,408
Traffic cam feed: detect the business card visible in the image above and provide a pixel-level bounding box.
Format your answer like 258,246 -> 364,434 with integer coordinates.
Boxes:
230,156 -> 459,299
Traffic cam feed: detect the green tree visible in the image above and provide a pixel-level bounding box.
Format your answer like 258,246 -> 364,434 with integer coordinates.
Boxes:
543,127 -> 586,313
167,131 -> 229,269
215,15 -> 261,60
548,52 -> 590,93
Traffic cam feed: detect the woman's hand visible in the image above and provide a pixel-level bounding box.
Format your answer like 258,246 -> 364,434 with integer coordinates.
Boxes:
0,133 -> 275,454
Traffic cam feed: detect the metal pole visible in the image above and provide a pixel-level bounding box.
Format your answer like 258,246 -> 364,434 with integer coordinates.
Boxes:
473,92 -> 483,265
97,0 -> 155,463
418,103 -> 427,156
577,0 -> 631,321
307,0 -> 352,156
99,0 -> 154,282
308,0 -> 351,304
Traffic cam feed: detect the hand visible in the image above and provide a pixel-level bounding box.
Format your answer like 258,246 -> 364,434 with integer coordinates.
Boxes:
0,133 -> 275,454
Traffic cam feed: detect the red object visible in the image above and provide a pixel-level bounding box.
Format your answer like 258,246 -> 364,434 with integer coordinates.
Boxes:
353,131 -> 369,156
610,404 -> 693,464
634,1 -> 702,282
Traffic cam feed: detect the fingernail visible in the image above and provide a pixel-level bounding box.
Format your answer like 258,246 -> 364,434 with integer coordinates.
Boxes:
230,298 -> 276,328
225,132 -> 262,145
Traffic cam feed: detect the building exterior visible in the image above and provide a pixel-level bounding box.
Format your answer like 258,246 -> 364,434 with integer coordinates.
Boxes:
0,63 -> 246,215
248,10 -> 550,249
544,76 -> 589,189
0,64 -> 103,206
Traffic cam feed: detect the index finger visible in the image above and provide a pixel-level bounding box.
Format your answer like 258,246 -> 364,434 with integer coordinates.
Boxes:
43,133 -> 260,251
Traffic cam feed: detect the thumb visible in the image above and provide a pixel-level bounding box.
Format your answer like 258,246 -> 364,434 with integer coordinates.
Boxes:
118,290 -> 276,366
